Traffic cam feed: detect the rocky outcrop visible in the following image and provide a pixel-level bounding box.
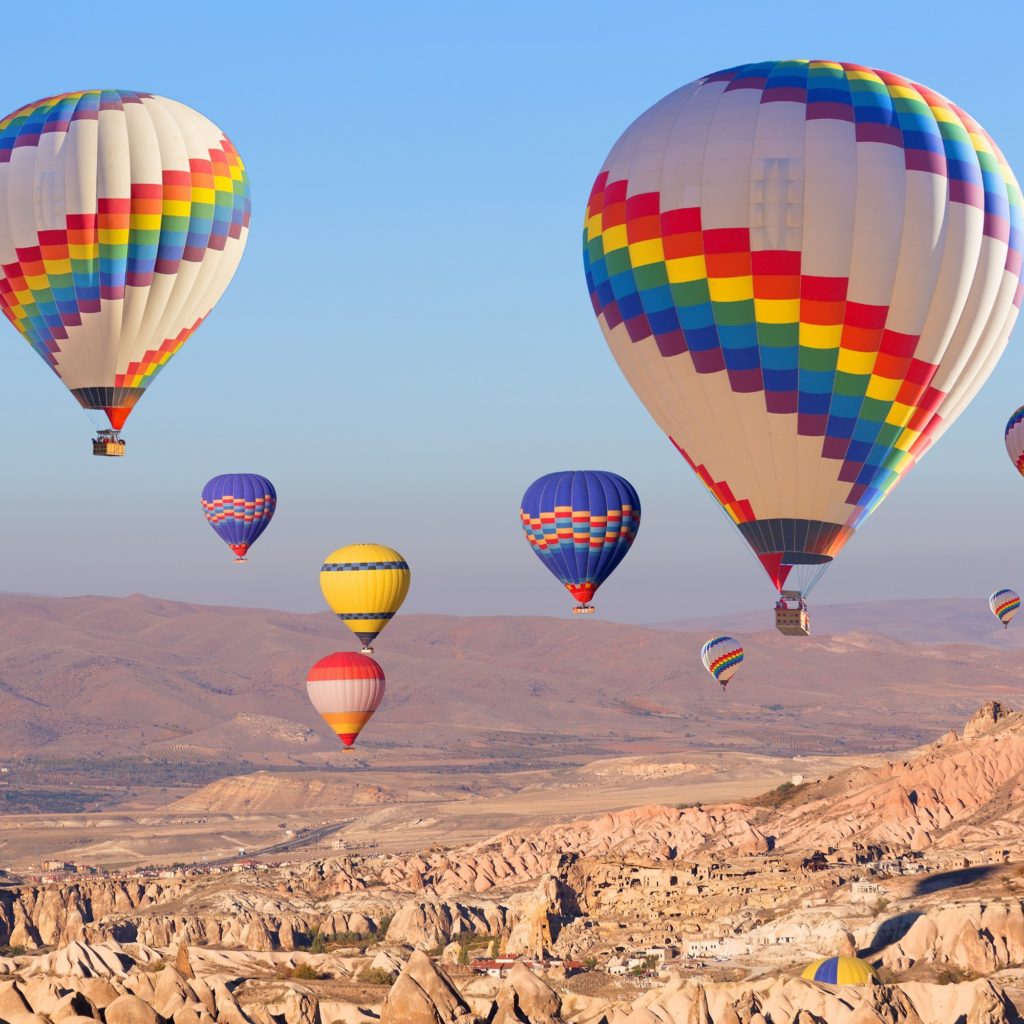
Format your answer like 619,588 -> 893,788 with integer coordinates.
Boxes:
260,985 -> 321,1024
174,941 -> 195,981
490,962 -> 562,1024
0,873 -> 385,954
883,901 -> 1024,974
504,877 -> 578,958
604,976 -> 1020,1024
105,993 -> 162,1024
0,940 -> 262,1024
19,940 -> 136,978
963,702 -> 1008,740
385,899 -> 507,949
379,950 -> 477,1023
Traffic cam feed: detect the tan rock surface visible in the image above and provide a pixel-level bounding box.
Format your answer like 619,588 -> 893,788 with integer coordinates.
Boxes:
491,961 -> 562,1024
104,993 -> 162,1024
379,950 -> 475,1024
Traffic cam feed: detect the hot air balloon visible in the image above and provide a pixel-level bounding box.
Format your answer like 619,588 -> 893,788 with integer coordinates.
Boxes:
520,470 -> 640,614
1005,407 -> 1024,476
989,589 -> 1020,628
307,651 -> 385,749
801,956 -> 878,986
700,635 -> 744,689
201,474 -> 276,562
584,61 -> 1023,634
320,544 -> 410,652
0,90 -> 251,456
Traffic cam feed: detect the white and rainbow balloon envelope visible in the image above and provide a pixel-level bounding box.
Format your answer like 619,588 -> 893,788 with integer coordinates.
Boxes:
585,61 -> 1023,597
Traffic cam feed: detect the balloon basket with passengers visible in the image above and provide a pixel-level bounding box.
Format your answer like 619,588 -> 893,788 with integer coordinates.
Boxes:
775,592 -> 810,637
92,430 -> 126,457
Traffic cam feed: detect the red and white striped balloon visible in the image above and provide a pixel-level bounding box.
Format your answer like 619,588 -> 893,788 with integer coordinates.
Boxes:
307,652 -> 385,748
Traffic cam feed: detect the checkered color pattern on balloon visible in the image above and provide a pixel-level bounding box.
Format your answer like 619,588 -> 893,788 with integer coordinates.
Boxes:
1004,406 -> 1024,476
520,470 -> 640,605
700,635 -> 744,686
584,60 -> 1023,591
0,90 -> 251,428
989,589 -> 1020,626
201,473 -> 276,558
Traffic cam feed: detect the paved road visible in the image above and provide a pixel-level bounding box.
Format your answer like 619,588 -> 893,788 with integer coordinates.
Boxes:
203,819 -> 351,867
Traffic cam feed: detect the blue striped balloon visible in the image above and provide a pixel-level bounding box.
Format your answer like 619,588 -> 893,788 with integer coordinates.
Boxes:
201,474 -> 277,563
520,470 -> 640,613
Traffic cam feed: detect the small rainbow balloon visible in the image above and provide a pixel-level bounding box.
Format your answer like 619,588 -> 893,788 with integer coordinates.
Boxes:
989,589 -> 1020,629
701,635 -> 744,689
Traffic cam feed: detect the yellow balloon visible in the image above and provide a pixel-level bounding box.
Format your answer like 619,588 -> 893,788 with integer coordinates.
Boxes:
319,543 -> 411,652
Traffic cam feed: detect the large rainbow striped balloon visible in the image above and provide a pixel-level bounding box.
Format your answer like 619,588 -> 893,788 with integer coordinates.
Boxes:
701,635 -> 744,689
585,61 -> 1023,598
0,90 -> 250,439
520,470 -> 640,613
989,589 -> 1020,628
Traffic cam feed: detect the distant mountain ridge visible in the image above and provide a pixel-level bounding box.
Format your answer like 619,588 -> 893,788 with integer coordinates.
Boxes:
0,593 -> 1020,765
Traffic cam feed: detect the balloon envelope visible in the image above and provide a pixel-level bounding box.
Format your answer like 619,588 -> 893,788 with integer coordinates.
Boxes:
0,90 -> 250,432
701,635 -> 744,688
584,61 -> 1023,595
1005,408 -> 1024,477
989,589 -> 1020,627
520,470 -> 640,609
201,473 -> 276,561
320,544 -> 410,650
307,651 -> 385,748
802,956 -> 878,986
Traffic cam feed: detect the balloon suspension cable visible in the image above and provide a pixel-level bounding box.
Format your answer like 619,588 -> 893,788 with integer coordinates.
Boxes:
792,561 -> 830,599
572,604 -> 596,615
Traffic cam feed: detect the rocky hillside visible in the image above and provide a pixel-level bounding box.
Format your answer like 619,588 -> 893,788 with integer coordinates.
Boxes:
0,936 -> 1020,1024
4,706 -> 1024,1022
1,707 -> 1023,955
371,702 -> 1024,900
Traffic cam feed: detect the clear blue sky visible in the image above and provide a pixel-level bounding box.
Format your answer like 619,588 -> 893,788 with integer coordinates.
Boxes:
0,0 -> 1022,622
